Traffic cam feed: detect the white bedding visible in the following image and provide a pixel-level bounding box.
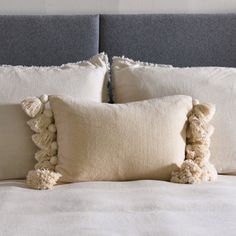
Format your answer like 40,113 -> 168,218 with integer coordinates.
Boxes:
0,176 -> 235,236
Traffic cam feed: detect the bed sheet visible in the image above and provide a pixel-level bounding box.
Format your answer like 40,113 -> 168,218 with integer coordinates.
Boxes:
0,175 -> 235,236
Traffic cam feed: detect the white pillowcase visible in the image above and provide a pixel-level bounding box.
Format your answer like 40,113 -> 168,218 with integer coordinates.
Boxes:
112,56 -> 236,174
0,53 -> 109,180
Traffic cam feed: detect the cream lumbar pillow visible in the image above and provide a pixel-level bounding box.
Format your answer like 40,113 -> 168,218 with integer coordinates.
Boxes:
112,56 -> 236,174
0,53 -> 109,180
50,95 -> 193,183
22,94 -> 217,190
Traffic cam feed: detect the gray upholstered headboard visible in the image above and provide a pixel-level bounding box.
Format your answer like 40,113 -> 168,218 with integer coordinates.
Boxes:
0,14 -> 235,67
101,14 -> 236,67
0,15 -> 99,66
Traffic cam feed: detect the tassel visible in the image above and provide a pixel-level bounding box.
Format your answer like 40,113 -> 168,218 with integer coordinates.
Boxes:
26,169 -> 61,190
21,97 -> 44,118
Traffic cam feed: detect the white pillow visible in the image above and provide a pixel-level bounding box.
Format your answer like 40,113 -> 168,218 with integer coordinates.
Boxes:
0,53 -> 109,180
112,56 -> 236,174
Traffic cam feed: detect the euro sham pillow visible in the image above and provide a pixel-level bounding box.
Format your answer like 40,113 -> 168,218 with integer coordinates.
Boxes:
112,56 -> 236,174
0,53 -> 109,180
21,94 -> 217,189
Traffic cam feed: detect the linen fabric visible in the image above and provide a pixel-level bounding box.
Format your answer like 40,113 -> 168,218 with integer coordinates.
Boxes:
50,95 -> 193,182
0,53 -> 109,180
112,57 -> 236,173
0,175 -> 236,235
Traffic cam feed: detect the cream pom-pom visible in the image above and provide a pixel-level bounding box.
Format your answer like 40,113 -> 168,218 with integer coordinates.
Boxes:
43,109 -> 53,118
50,141 -> 58,151
26,169 -> 61,190
50,156 -> 58,165
186,144 -> 210,160
187,117 -> 209,142
201,161 -> 218,181
192,99 -> 200,106
35,150 -> 51,162
32,131 -> 56,150
39,94 -> 49,104
192,103 -> 216,122
35,160 -> 54,170
27,114 -> 53,133
171,160 -> 202,184
48,124 -> 57,133
35,148 -> 57,162
21,97 -> 44,118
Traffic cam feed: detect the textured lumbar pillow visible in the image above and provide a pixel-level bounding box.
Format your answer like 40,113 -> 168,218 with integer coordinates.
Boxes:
0,53 -> 109,180
22,94 -> 217,189
112,56 -> 236,174
50,95 -> 193,184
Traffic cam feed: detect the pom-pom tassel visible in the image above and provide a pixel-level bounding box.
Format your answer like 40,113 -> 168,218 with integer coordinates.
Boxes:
171,100 -> 217,184
26,169 -> 61,190
27,114 -> 53,133
32,131 -> 56,150
23,94 -> 61,190
21,97 -> 44,118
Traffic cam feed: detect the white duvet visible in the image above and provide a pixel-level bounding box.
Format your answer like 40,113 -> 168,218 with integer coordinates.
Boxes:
0,175 -> 236,236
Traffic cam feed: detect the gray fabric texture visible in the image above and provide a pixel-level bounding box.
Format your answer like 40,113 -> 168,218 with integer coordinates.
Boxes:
0,15 -> 235,67
0,15 -> 99,66
100,14 -> 236,67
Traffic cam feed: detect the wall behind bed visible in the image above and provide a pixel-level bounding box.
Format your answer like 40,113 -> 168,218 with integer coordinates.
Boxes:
0,0 -> 236,14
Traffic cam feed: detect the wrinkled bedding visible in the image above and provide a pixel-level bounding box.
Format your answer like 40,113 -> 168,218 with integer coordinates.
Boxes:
0,175 -> 235,236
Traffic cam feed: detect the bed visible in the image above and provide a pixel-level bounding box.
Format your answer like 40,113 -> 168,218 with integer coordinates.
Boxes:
0,14 -> 236,236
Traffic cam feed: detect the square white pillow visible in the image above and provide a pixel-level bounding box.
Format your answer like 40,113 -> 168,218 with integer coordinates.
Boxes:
112,56 -> 236,174
0,53 -> 109,180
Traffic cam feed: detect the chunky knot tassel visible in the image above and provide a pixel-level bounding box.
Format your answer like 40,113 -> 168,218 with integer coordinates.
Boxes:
21,97 -> 44,118
26,169 -> 61,190
171,100 -> 217,184
21,95 -> 60,190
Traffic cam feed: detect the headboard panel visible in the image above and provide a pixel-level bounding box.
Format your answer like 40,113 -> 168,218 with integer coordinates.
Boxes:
100,14 -> 236,67
0,15 -> 99,66
0,15 -> 235,67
